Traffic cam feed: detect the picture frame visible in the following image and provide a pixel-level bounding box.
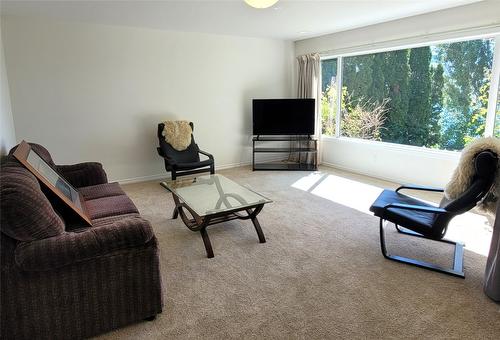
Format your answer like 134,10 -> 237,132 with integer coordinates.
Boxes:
13,140 -> 92,226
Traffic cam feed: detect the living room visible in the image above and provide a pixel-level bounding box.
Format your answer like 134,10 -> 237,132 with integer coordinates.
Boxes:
1,0 -> 499,339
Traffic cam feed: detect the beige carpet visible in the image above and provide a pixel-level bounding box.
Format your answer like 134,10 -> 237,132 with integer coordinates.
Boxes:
97,166 -> 500,339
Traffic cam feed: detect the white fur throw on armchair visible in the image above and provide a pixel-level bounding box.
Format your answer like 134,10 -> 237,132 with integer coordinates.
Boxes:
445,137 -> 500,215
162,120 -> 193,151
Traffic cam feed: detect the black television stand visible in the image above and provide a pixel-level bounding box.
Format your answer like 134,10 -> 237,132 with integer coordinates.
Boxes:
252,135 -> 318,171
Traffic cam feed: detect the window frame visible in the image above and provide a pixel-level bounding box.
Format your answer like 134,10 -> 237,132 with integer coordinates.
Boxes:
320,34 -> 500,150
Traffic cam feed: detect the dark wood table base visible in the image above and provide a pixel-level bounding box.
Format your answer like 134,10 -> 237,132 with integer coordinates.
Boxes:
171,193 -> 266,258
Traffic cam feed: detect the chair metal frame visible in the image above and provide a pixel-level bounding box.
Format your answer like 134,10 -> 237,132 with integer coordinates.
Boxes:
377,185 -> 465,278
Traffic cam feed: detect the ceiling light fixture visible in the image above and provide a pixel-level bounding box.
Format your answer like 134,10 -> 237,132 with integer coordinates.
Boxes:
244,0 -> 279,9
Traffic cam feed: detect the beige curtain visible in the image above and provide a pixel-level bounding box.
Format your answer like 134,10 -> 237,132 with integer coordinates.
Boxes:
297,53 -> 320,98
296,53 -> 321,165
485,202 -> 500,301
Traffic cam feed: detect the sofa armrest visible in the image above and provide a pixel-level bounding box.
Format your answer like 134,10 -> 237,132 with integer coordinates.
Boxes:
57,162 -> 108,188
14,217 -> 154,271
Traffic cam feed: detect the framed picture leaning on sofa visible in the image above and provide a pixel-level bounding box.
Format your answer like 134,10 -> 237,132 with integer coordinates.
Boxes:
13,140 -> 92,226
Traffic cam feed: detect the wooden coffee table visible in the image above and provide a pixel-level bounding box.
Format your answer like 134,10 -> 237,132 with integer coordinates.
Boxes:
161,174 -> 272,258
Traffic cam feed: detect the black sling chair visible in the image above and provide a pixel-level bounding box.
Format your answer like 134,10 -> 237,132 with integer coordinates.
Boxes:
157,122 -> 215,218
370,150 -> 498,278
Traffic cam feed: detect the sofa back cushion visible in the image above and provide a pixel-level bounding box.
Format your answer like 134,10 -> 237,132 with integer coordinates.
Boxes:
9,142 -> 56,167
0,157 -> 65,241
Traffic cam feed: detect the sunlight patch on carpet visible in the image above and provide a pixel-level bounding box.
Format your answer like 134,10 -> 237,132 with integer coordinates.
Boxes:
292,173 -> 383,215
291,172 -> 492,256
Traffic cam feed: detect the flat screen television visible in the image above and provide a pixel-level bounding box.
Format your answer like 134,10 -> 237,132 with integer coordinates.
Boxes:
252,98 -> 315,135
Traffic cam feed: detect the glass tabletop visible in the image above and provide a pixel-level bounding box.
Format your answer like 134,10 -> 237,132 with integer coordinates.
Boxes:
160,174 -> 272,217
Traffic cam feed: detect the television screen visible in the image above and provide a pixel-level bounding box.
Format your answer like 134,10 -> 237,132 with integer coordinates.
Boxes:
252,99 -> 315,135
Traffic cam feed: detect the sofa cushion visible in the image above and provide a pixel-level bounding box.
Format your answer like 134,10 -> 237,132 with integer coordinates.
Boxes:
0,160 -> 65,241
15,216 -> 155,271
91,212 -> 141,228
79,182 -> 125,200
84,195 -> 139,220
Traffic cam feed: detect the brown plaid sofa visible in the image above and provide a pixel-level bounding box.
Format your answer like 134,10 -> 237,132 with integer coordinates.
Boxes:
1,143 -> 163,339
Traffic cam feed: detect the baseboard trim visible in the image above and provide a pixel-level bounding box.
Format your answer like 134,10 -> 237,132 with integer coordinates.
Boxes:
116,157 -> 294,185
117,160 -> 435,187
217,161 -> 252,171
117,173 -> 169,185
116,161 -> 255,184
320,161 -> 408,185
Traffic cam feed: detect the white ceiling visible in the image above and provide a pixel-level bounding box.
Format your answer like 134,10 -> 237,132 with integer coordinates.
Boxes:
0,0 -> 482,41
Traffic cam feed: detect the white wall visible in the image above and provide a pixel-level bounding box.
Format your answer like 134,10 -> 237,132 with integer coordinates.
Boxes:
296,0 -> 500,187
322,138 -> 459,187
0,18 -> 15,156
2,16 -> 293,182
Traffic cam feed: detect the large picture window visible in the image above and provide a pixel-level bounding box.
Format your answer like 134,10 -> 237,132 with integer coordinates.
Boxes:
321,37 -> 498,151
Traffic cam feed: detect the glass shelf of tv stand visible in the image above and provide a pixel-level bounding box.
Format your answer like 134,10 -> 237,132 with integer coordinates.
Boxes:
252,136 -> 317,141
253,147 -> 317,153
253,162 -> 317,171
252,135 -> 318,171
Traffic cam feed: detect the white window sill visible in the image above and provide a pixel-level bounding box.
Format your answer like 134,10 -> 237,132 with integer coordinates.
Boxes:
320,135 -> 461,160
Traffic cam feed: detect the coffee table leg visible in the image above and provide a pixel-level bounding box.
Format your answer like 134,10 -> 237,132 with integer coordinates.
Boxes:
251,216 -> 266,243
200,227 -> 214,258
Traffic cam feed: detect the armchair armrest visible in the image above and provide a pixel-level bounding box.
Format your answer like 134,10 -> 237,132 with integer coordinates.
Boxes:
156,147 -> 164,158
383,203 -> 447,214
198,149 -> 214,160
157,147 -> 178,168
57,162 -> 108,188
396,184 -> 444,193
14,217 -> 154,271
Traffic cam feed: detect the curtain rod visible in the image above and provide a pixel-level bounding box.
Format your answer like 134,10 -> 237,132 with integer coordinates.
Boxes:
315,24 -> 500,58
